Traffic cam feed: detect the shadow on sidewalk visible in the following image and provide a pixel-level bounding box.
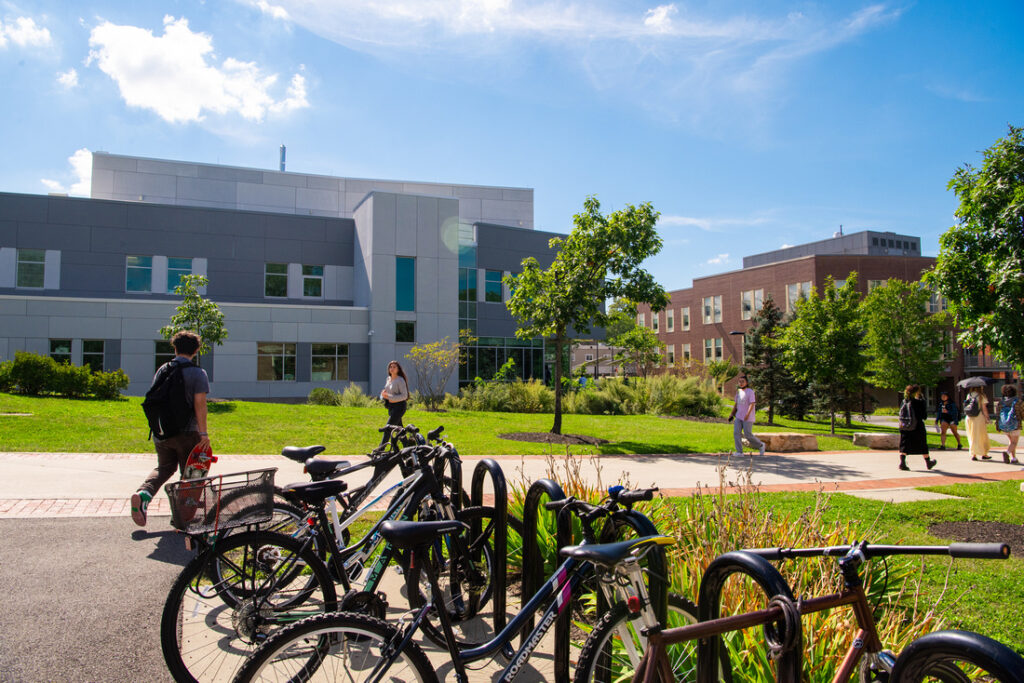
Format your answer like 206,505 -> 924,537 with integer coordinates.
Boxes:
131,528 -> 193,567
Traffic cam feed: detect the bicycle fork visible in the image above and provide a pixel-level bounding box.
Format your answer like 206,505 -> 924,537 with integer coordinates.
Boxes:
605,557 -> 660,667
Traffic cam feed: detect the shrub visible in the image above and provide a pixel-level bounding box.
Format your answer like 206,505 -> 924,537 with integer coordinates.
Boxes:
0,360 -> 12,392
339,383 -> 376,408
54,363 -> 93,398
308,387 -> 342,406
444,378 -> 554,413
89,369 -> 129,399
10,351 -> 59,395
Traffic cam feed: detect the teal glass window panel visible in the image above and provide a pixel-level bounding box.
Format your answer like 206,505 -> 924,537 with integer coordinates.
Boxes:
396,257 -> 415,311
458,244 -> 476,269
484,270 -> 503,302
265,263 -> 287,297
126,256 -> 153,292
167,257 -> 192,293
16,249 -> 45,288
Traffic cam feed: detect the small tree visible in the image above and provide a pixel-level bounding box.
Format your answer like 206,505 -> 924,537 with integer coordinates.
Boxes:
160,275 -> 227,359
861,279 -> 947,399
781,274 -> 868,434
405,336 -> 460,411
705,359 -> 740,394
612,326 -> 665,380
928,124 -> 1024,371
742,295 -> 788,424
506,196 -> 669,434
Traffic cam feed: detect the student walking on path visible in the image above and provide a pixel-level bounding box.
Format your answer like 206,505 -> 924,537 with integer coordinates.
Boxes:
964,386 -> 991,461
729,375 -> 765,456
935,391 -> 963,450
131,331 -> 211,527
380,360 -> 409,426
898,384 -> 935,471
995,384 -> 1023,464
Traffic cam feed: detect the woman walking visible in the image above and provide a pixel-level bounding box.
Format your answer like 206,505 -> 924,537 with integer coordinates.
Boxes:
995,384 -> 1023,464
935,391 -> 963,450
380,360 -> 409,426
898,384 -> 935,471
963,385 -> 991,461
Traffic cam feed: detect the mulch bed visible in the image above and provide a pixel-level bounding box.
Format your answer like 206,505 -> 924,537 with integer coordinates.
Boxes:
927,521 -> 1024,552
499,432 -> 609,446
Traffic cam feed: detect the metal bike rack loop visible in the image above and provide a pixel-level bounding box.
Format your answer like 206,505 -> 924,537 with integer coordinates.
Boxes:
696,550 -> 802,683
470,458 -> 508,633
520,477 -> 570,682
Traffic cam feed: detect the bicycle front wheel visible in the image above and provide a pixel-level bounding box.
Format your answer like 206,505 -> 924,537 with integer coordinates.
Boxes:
233,611 -> 438,683
574,593 -> 732,683
889,630 -> 1024,683
161,530 -> 338,683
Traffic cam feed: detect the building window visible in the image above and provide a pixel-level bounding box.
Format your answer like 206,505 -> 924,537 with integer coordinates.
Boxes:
585,354 -> 594,362
484,269 -> 503,302
638,313 -> 646,328
126,255 -> 153,292
396,257 -> 415,311
265,263 -> 288,297
682,307 -> 690,331
702,295 -> 722,324
704,337 -> 723,361
667,348 -> 675,365
16,249 -> 45,288
82,340 -> 104,372
872,237 -> 879,246
868,279 -> 887,293
155,340 -> 175,372
928,292 -> 948,314
653,313 -> 659,332
396,321 -> 416,343
786,281 -> 812,313
682,343 -> 691,361
834,279 -> 846,290
311,343 -> 349,381
50,339 -> 71,364
459,250 -> 477,334
257,343 -> 296,381
741,289 -> 763,320
167,257 -> 192,293
666,309 -> 674,332
302,265 -> 324,298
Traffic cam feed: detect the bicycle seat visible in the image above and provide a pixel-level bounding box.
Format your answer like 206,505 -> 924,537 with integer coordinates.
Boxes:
379,520 -> 469,550
304,457 -> 352,477
280,479 -> 348,505
558,535 -> 675,567
280,445 -> 327,463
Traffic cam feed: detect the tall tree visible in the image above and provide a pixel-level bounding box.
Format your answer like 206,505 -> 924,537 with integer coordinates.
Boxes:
781,274 -> 868,434
505,196 -> 669,434
742,295 -> 788,424
861,279 -> 948,398
160,275 -> 227,359
612,325 -> 664,380
928,125 -> 1024,372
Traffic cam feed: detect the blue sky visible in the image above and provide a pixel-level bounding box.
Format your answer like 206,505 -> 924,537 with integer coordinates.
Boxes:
1,0 -> 1021,289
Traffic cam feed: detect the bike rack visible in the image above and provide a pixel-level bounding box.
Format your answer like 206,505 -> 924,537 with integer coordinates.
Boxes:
519,477 -> 571,682
470,459 -> 508,633
696,550 -> 802,683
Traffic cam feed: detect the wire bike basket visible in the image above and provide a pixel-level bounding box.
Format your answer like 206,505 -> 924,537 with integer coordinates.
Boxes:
164,468 -> 277,535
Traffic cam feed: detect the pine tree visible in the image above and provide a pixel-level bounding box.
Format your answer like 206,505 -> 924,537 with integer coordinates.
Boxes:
742,295 -> 788,424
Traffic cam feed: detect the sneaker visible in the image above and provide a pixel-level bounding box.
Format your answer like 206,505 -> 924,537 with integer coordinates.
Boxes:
131,490 -> 152,527
898,463 -> 910,471
938,445 -> 946,451
981,454 -> 993,460
926,458 -> 937,470
758,444 -> 766,456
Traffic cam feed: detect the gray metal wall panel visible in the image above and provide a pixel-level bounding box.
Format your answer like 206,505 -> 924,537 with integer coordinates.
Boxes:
348,342 -> 369,382
105,338 -> 121,371
296,342 -> 311,382
201,346 -> 215,382
476,224 -> 559,272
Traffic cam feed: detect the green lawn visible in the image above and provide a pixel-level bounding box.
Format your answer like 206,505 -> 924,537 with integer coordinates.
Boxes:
0,392 -> 921,455
760,480 -> 1024,653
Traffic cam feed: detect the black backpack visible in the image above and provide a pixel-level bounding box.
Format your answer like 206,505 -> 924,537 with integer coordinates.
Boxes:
964,394 -> 981,417
142,360 -> 193,439
897,400 -> 918,432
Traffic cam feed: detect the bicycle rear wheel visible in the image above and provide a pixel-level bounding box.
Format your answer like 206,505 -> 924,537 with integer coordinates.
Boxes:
574,594 -> 733,683
233,611 -> 437,683
889,630 -> 1024,683
161,530 -> 337,683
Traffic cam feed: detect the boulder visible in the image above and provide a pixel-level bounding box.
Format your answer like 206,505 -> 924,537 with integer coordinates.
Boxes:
747,432 -> 818,453
852,432 -> 900,450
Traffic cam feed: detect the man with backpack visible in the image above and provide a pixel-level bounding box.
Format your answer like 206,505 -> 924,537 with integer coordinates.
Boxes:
131,331 -> 211,527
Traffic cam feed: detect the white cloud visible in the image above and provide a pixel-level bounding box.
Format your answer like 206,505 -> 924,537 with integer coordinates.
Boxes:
705,253 -> 730,265
57,68 -> 79,88
87,15 -> 309,124
40,148 -> 93,196
0,15 -> 52,48
779,243 -> 793,249
660,214 -> 772,233
643,5 -> 677,33
250,0 -> 291,21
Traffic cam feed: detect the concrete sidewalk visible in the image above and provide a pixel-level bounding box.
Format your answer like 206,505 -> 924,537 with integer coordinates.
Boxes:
2,445 -> 1023,518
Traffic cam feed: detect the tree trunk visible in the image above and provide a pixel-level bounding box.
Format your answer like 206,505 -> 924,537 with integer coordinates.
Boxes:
767,375 -> 775,425
552,336 -> 564,434
593,342 -> 599,381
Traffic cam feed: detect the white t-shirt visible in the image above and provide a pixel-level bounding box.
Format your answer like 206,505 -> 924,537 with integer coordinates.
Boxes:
735,387 -> 756,422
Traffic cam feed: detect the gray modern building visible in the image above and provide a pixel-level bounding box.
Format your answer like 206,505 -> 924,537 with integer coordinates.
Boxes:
742,229 -> 923,268
0,153 -> 559,398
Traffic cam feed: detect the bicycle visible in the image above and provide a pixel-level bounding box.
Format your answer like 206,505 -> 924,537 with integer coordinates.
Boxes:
162,426 -> 519,683
624,541 -> 1022,682
233,517 -> 677,682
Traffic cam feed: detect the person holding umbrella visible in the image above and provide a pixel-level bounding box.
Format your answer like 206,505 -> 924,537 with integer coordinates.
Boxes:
959,377 -> 992,461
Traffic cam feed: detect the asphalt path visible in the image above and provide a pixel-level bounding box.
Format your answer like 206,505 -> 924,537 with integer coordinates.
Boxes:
0,517 -> 191,682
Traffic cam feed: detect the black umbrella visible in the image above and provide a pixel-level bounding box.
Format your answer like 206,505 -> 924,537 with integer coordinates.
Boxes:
957,376 -> 996,389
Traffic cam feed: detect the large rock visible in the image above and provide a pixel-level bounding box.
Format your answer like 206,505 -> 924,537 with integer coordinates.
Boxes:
852,432 -> 900,449
747,432 -> 818,453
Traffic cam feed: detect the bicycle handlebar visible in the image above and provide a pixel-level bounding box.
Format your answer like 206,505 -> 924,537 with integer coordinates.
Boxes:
427,425 -> 444,443
742,542 -> 1010,561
